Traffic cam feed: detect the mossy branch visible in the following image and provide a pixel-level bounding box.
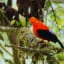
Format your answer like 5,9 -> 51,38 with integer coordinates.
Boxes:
5,44 -> 64,54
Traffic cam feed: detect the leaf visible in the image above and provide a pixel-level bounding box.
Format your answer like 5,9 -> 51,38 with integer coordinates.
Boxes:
10,20 -> 16,25
16,21 -> 21,26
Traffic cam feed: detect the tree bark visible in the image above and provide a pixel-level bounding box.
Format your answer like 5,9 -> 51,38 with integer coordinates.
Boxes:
7,0 -> 12,6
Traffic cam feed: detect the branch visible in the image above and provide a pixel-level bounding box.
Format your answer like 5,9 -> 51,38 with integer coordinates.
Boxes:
5,44 -> 64,54
0,26 -> 18,30
0,26 -> 21,32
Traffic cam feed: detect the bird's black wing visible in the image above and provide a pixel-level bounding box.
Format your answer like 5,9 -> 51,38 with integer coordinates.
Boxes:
37,30 -> 58,42
37,30 -> 64,48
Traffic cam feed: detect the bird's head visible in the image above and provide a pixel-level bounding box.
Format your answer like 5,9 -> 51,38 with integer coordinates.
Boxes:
30,17 -> 38,25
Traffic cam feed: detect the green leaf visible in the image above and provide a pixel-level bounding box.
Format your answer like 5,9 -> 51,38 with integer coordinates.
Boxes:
10,20 -> 16,25
16,21 -> 21,26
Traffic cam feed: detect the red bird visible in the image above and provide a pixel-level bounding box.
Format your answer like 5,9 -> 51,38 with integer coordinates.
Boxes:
30,17 -> 64,48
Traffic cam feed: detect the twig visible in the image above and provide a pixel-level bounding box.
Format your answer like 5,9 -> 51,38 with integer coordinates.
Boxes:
48,0 -> 61,30
48,0 -> 56,21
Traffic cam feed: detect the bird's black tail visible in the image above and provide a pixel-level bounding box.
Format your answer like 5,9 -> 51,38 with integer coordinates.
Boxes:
57,40 -> 64,48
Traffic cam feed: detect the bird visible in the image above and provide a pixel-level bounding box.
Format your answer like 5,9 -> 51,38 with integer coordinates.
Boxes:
30,17 -> 64,48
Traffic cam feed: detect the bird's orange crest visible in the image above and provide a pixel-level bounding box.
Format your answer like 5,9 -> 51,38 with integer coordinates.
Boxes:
30,17 -> 38,25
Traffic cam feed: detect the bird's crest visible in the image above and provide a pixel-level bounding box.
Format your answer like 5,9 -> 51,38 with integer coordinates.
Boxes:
30,17 -> 39,25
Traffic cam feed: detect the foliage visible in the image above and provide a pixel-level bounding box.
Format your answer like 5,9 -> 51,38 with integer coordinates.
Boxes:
48,3 -> 64,29
0,0 -> 64,64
